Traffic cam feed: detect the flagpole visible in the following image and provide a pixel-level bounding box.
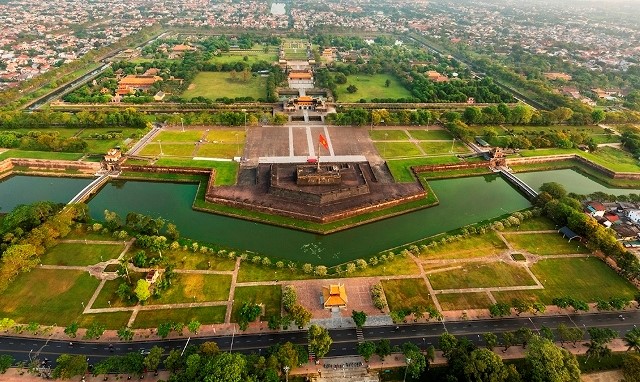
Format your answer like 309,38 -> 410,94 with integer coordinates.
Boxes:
317,139 -> 321,171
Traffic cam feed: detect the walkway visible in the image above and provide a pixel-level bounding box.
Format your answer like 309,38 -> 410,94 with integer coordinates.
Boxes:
498,167 -> 539,199
127,124 -> 162,156
68,172 -> 111,204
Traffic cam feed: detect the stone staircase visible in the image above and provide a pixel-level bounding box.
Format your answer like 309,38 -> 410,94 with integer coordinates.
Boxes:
311,357 -> 379,382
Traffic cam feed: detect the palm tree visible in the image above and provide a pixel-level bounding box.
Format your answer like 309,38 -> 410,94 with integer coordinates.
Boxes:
624,327 -> 640,352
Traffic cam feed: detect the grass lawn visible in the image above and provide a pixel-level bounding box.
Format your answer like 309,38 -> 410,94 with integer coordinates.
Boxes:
40,243 -> 124,266
369,130 -> 410,141
64,227 -> 119,241
418,141 -> 471,155
182,72 -> 266,100
387,156 -> 461,182
503,233 -> 589,255
408,130 -> 453,140
590,134 -> 621,144
231,285 -> 282,322
519,148 -> 580,158
422,167 -> 492,179
164,250 -> 236,271
77,312 -> 132,330
209,50 -> 277,64
436,292 -> 493,311
149,274 -> 231,304
373,142 -> 422,159
381,279 -> 435,312
492,258 -> 638,304
196,144 -> 242,158
0,269 -> 100,325
154,159 -> 238,185
139,143 -> 196,157
132,306 -> 227,328
152,131 -> 203,143
503,216 -> 555,231
205,130 -> 246,143
580,147 -> 640,173
0,150 -> 83,161
347,256 -> 421,277
237,262 -> 316,283
92,277 -> 143,309
336,74 -> 412,102
428,262 -> 537,290
419,231 -> 507,260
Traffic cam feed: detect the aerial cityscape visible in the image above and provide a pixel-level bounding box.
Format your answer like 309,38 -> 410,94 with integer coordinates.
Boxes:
1,0 -> 640,381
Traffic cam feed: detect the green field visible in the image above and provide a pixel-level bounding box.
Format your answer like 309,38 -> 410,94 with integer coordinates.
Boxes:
153,159 -> 238,185
382,278 -> 435,312
205,130 -> 246,142
428,262 -> 537,290
237,262 -> 316,283
196,143 -> 242,158
418,141 -> 470,155
77,312 -> 133,330
336,74 -> 412,102
139,143 -> 196,157
492,258 -> 638,304
231,285 -> 282,322
387,156 -> 462,182
503,216 -> 555,232
0,150 -> 83,161
0,269 -> 100,325
374,142 -> 423,158
93,276 -> 143,309
40,243 -> 125,266
408,130 -> 454,140
503,233 -> 589,255
518,147 -> 640,173
152,131 -> 203,143
148,274 -> 231,304
182,72 -> 266,100
346,255 -> 421,277
132,306 -> 226,328
370,130 -> 410,141
163,250 -> 236,271
436,292 -> 493,310
209,48 -> 277,65
419,231 -> 507,260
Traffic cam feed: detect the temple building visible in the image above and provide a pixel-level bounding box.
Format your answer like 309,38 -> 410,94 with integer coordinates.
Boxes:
322,284 -> 348,310
283,95 -> 327,112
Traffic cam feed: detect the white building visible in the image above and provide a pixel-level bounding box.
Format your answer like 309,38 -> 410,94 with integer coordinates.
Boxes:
626,209 -> 640,224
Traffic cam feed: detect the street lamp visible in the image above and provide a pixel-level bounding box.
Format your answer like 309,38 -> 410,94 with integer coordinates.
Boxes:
384,132 -> 388,158
241,109 -> 247,133
283,366 -> 290,382
403,358 -> 411,382
235,132 -> 239,156
158,140 -> 163,156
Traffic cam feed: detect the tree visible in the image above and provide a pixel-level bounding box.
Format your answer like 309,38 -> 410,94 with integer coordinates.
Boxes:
357,341 -> 376,362
282,285 -> 297,312
206,352 -> 246,382
117,326 -> 134,341
624,327 -> 640,352
483,332 -> 498,351
623,353 -> 640,382
200,341 -> 220,357
289,304 -> 312,328
516,327 -> 535,348
164,349 -> 183,373
502,331 -> 516,352
346,84 -> 358,93
464,348 -> 517,382
52,354 -> 88,379
84,322 -> 106,340
0,354 -> 14,373
540,326 -> 555,341
403,342 -> 427,379
276,342 -> 299,369
134,279 -> 151,303
489,302 -> 511,317
512,299 -> 532,316
385,79 -> 391,88
463,107 -> 483,125
64,322 -> 79,338
591,109 -> 606,124
586,327 -> 618,360
376,339 -> 392,360
439,332 -> 459,356
157,322 -> 173,338
187,319 -> 201,334
143,346 -> 163,372
524,336 -> 581,382
351,310 -> 367,328
308,324 -> 332,359
540,182 -> 567,200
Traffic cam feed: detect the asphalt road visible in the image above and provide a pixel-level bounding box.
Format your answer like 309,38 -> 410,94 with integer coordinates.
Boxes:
2,311 -> 639,367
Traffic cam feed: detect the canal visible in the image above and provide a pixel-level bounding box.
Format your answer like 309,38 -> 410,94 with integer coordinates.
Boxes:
2,168 -> 637,265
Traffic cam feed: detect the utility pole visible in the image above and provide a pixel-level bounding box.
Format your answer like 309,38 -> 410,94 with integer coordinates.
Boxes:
403,358 -> 411,382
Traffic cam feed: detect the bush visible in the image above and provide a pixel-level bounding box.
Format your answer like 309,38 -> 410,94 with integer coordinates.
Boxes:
371,283 -> 388,310
282,285 -> 297,313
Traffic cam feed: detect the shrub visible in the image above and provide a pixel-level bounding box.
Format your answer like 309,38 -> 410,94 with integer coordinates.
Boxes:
371,283 -> 388,310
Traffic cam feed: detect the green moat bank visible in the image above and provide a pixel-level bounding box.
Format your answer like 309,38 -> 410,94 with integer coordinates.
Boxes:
3,167 -> 640,266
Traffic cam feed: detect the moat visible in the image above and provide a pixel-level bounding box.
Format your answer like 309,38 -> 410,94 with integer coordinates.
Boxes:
1,168 -> 638,266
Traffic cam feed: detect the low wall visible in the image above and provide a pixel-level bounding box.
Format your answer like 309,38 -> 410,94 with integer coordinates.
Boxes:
121,165 -> 211,176
506,154 -> 640,180
0,158 -> 101,175
412,161 -> 490,175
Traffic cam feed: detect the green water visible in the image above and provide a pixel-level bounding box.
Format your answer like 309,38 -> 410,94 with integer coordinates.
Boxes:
85,174 -> 529,265
0,175 -> 92,213
517,169 -> 640,195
